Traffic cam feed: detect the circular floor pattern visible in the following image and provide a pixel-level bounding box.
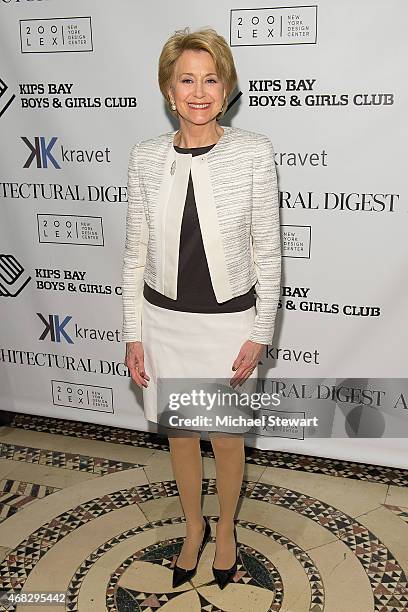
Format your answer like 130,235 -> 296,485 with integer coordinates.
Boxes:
67,517 -> 318,612
0,479 -> 406,611
106,525 -> 284,611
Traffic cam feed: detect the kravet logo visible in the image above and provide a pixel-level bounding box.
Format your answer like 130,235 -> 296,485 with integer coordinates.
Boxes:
230,6 -> 318,46
22,136 -> 111,169
38,313 -> 73,344
20,17 -> 93,53
23,136 -> 59,168
37,313 -> 121,344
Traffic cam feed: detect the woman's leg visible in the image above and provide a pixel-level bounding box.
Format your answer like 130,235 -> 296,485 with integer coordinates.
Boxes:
168,434 -> 206,569
209,433 -> 245,568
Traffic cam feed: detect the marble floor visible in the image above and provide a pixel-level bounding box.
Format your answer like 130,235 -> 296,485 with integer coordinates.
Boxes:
0,413 -> 407,612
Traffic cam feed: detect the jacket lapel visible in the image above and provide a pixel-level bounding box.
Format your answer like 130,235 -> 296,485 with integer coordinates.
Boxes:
163,151 -> 191,297
153,141 -> 174,294
155,128 -> 234,302
191,155 -> 233,302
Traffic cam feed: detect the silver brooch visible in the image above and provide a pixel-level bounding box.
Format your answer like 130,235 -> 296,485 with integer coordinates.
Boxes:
170,160 -> 176,175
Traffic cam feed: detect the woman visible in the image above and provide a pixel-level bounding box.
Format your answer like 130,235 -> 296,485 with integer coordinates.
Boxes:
122,27 -> 281,590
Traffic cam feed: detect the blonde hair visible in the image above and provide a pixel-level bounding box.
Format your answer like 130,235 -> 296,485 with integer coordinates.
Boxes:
158,27 -> 237,120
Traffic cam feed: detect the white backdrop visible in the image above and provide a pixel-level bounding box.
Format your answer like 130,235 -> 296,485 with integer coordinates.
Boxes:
1,1 -> 407,468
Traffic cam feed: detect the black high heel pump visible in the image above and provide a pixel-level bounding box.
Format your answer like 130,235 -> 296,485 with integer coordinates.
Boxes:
212,523 -> 239,590
172,516 -> 211,588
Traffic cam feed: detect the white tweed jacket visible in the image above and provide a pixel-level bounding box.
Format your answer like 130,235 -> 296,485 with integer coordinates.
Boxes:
121,125 -> 281,344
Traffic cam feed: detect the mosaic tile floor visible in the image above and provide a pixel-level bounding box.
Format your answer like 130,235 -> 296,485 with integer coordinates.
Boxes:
0,412 -> 406,612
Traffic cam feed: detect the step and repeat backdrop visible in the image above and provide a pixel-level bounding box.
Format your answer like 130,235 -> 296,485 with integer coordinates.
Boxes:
1,1 -> 407,468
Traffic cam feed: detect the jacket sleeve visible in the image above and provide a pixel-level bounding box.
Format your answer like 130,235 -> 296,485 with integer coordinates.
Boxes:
248,135 -> 281,345
121,142 -> 149,342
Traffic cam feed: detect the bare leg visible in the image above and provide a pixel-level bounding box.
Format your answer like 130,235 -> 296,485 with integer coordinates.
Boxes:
168,435 -> 206,569
209,433 -> 245,568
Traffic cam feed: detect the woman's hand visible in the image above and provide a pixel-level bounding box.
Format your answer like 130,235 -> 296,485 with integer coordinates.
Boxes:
125,341 -> 150,388
230,340 -> 263,389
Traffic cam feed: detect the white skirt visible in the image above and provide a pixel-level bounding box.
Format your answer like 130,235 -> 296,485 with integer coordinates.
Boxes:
141,296 -> 258,435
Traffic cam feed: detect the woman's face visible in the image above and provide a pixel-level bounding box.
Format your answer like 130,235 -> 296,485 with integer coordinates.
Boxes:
168,49 -> 225,126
